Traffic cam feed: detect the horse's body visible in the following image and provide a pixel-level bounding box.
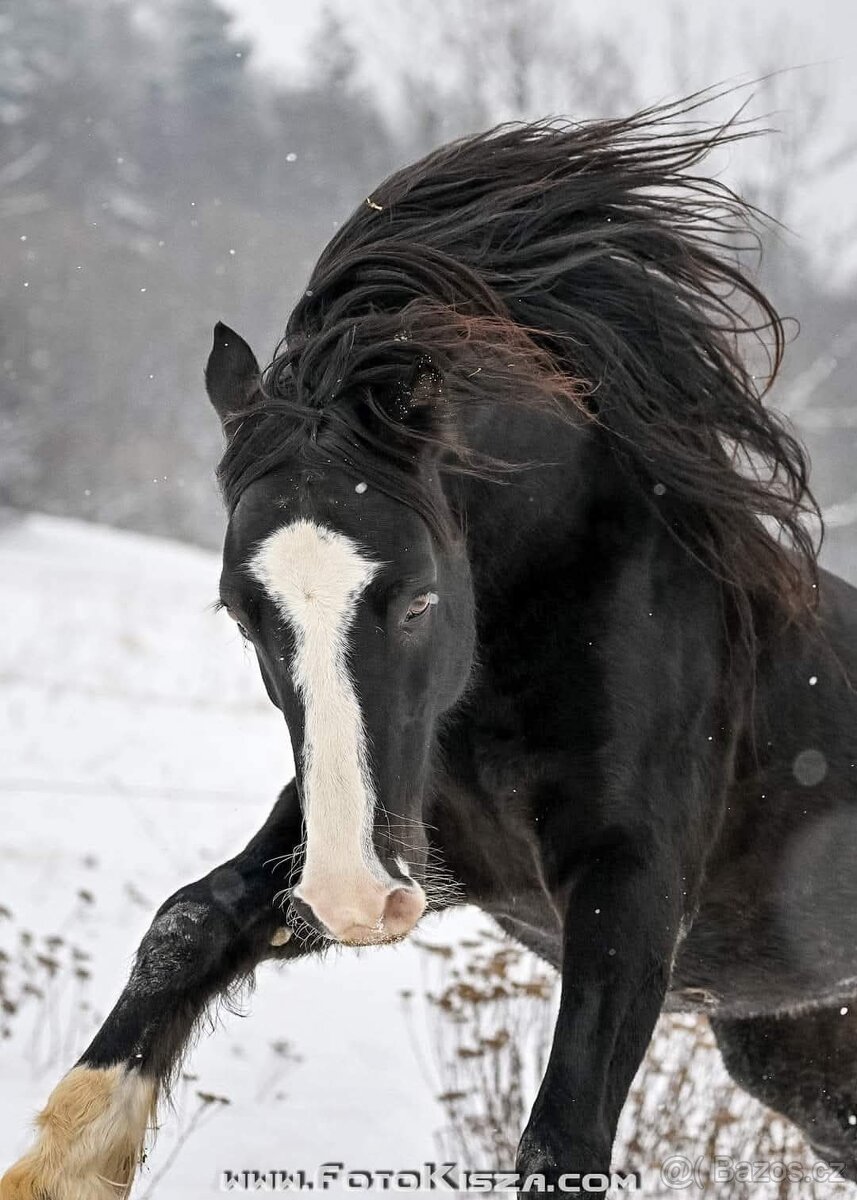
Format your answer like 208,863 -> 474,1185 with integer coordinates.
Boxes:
440,560 -> 857,1023
5,101 -> 857,1198
429,395 -> 857,1024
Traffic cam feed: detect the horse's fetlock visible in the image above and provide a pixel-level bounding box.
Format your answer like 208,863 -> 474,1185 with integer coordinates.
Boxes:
0,1065 -> 155,1200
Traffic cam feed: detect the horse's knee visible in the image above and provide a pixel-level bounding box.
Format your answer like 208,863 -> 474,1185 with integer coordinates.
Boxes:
0,1065 -> 156,1200
134,890 -> 226,988
133,869 -> 282,992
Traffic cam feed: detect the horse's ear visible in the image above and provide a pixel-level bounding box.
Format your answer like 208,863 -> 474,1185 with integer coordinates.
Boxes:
205,322 -> 261,426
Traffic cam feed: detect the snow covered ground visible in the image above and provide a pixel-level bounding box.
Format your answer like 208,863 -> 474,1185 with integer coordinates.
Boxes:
0,511 -> 472,1197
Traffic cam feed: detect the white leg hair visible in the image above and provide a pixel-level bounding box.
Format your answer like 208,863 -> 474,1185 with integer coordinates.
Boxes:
0,1065 -> 156,1200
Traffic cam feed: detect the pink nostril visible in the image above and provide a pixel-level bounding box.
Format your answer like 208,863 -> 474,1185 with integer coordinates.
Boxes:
382,886 -> 426,938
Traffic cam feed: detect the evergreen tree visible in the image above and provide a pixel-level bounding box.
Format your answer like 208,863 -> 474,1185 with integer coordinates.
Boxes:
174,0 -> 252,116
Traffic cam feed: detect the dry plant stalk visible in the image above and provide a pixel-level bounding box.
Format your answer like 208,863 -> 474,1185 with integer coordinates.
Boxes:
412,928 -> 832,1198
409,928 -> 557,1166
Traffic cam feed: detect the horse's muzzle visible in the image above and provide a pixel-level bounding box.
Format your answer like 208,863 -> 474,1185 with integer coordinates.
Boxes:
292,871 -> 427,945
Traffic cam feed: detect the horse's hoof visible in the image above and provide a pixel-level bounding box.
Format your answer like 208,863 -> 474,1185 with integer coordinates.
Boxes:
516,1120 -> 611,1193
1,1160 -> 50,1199
0,1065 -> 156,1200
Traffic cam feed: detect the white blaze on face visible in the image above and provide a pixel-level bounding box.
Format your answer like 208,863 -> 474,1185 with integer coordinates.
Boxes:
249,519 -> 389,906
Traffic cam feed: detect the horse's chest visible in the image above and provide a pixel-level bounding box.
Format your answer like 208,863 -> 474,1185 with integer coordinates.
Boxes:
432,769 -> 564,966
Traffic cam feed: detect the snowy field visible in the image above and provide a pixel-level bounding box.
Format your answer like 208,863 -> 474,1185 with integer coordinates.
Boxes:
0,511 -> 472,1197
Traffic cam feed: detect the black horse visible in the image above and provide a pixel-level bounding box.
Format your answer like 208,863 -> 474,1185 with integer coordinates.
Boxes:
5,99 -> 857,1198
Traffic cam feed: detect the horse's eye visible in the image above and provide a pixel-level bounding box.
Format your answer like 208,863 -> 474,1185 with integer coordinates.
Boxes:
226,609 -> 250,640
405,592 -> 437,621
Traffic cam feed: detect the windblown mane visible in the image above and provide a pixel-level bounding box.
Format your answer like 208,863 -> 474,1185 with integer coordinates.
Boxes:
218,93 -> 820,630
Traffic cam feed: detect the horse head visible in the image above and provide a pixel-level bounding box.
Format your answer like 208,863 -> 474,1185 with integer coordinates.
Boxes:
206,323 -> 475,944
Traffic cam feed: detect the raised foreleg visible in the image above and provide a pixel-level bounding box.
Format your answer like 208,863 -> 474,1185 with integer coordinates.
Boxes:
1,782 -> 313,1200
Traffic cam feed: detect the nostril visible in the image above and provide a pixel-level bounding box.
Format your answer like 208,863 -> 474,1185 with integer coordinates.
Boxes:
383,885 -> 426,936
385,887 -> 416,922
289,894 -> 335,939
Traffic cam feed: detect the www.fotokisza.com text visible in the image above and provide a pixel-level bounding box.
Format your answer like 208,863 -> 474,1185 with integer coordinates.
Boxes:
218,1164 -> 640,1191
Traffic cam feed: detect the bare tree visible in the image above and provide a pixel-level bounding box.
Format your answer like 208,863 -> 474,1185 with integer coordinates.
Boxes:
369,0 -> 636,149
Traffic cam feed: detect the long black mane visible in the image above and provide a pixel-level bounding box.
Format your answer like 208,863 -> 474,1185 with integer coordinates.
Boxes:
218,95 -> 820,628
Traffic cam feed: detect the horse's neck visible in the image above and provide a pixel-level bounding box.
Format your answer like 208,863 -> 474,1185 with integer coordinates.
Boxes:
455,407 -> 635,596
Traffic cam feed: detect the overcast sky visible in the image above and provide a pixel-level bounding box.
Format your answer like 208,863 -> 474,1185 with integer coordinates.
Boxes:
222,0 -> 857,281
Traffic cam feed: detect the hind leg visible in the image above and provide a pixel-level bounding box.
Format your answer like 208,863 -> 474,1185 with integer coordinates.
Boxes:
1,782 -> 316,1200
711,1002 -> 857,1181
